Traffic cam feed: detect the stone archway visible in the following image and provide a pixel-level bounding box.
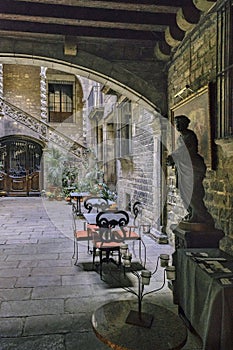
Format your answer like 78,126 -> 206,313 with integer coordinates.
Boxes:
0,37 -> 166,115
0,41 -> 166,231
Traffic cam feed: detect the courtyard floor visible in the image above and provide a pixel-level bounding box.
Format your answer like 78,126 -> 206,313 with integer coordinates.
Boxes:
0,197 -> 202,350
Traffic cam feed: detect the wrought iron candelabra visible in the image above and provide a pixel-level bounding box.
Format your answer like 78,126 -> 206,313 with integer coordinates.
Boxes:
119,244 -> 176,328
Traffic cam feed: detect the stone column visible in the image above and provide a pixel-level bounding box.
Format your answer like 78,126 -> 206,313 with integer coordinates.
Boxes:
0,64 -> 3,98
40,67 -> 48,121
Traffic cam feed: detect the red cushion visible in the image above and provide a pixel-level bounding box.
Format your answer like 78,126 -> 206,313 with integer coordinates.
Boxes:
125,231 -> 140,239
75,230 -> 89,240
116,229 -> 140,240
93,241 -> 121,248
87,224 -> 99,230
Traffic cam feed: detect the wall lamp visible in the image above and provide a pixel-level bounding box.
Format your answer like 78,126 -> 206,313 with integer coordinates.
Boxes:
174,84 -> 194,99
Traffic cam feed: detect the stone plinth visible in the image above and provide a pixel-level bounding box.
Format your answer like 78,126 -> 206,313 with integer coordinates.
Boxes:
171,223 -> 224,249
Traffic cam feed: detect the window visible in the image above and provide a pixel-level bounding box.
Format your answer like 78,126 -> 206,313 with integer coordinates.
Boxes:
48,83 -> 73,123
116,101 -> 132,157
216,0 -> 233,138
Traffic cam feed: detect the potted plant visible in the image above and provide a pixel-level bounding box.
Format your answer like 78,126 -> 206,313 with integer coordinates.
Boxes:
56,192 -> 64,201
47,192 -> 55,201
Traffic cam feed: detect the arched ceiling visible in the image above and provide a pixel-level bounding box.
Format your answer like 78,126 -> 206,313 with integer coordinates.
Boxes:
0,0 -> 217,60
0,0 -> 217,114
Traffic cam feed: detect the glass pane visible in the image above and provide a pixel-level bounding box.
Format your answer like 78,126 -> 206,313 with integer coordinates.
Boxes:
48,83 -> 73,119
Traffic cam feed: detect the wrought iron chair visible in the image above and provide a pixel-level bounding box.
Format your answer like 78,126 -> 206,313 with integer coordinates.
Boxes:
72,210 -> 94,266
123,201 -> 146,266
83,196 -> 110,236
92,210 -> 129,279
84,196 -> 109,213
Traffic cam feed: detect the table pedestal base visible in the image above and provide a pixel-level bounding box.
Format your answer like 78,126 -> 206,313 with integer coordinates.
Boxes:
125,310 -> 153,328
92,300 -> 187,350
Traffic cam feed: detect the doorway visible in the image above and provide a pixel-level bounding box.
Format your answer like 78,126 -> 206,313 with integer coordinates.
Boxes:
0,136 -> 43,196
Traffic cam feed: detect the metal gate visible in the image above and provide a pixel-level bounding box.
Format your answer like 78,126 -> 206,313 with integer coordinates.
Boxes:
0,136 -> 43,196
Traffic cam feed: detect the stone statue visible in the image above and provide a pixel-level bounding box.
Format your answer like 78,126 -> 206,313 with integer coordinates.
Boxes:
167,115 -> 214,226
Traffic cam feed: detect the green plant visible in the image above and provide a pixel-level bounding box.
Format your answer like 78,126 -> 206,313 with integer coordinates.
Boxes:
56,191 -> 64,198
46,147 -> 66,187
46,146 -> 107,197
98,182 -> 117,201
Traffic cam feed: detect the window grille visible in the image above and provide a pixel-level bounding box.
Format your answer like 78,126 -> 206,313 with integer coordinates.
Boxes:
116,101 -> 132,157
216,0 -> 233,138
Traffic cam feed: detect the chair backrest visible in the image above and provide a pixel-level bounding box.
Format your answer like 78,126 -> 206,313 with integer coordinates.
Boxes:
96,210 -> 129,243
84,196 -> 109,213
132,201 -> 142,225
72,210 -> 86,233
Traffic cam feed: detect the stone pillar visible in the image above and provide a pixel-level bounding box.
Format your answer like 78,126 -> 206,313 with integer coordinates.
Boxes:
41,146 -> 49,190
40,66 -> 48,121
0,64 -> 3,98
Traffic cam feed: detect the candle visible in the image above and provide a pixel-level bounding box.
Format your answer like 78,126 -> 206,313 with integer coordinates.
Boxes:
160,254 -> 170,267
141,270 -> 151,285
165,266 -> 176,280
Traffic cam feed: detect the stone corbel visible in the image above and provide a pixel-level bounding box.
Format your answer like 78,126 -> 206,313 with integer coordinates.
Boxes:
165,27 -> 182,48
154,42 -> 170,61
176,8 -> 196,32
193,0 -> 216,12
177,3 -> 200,31
64,36 -> 77,56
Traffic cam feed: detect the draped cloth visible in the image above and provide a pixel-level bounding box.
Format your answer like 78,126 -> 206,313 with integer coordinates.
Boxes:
170,129 -> 214,224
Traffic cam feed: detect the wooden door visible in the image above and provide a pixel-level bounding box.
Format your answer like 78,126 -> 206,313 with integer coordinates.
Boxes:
0,137 -> 42,196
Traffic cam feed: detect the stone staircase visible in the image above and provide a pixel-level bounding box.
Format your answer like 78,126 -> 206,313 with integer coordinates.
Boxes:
0,97 -> 87,159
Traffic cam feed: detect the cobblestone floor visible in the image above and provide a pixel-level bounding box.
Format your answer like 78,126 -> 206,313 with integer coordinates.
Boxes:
0,197 -> 202,350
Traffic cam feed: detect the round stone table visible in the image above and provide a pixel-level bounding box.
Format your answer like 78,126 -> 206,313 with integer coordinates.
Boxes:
92,300 -> 187,350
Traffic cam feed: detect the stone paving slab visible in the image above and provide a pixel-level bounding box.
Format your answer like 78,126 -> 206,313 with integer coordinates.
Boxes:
24,314 -> 90,336
0,317 -> 24,337
15,275 -> 62,288
0,335 -> 66,350
0,288 -> 32,301
0,299 -> 64,317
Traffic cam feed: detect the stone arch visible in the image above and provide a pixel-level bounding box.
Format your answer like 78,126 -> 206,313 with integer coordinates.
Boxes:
0,37 -> 164,115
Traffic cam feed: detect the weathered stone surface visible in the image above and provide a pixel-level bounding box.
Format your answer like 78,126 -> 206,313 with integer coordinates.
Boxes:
0,335 -> 65,350
0,318 -> 24,337
0,299 -> 64,317
24,314 -> 90,336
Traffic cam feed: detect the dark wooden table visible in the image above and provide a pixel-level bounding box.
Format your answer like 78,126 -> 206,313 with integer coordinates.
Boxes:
70,192 -> 89,216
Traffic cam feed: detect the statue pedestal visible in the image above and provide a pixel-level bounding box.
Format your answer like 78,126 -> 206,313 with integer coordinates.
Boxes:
171,222 -> 224,249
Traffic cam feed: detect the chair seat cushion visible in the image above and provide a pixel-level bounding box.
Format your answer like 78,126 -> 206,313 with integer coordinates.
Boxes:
116,229 -> 140,240
93,241 -> 121,249
75,230 -> 89,240
87,224 -> 99,231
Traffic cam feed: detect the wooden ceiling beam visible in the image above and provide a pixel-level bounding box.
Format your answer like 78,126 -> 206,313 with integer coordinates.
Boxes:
0,19 -> 164,41
13,0 -> 183,12
0,14 -> 167,32
0,1 -> 177,26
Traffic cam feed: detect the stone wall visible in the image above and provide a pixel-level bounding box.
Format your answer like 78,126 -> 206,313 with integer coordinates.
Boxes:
117,104 -> 162,233
2,64 -> 86,146
166,9 -> 233,252
3,64 -> 41,118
